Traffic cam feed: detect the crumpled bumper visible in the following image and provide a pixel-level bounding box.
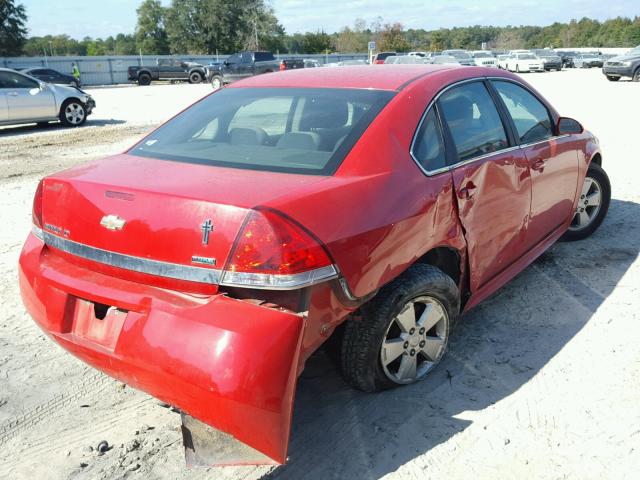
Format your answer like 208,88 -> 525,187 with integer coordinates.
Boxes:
18,233 -> 304,465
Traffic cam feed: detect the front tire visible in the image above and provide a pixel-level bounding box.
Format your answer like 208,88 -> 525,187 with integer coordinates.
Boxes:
59,99 -> 87,127
561,163 -> 611,241
340,264 -> 460,392
210,75 -> 223,90
606,75 -> 620,82
633,68 -> 640,82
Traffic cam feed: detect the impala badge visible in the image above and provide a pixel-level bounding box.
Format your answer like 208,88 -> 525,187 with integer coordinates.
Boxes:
100,214 -> 126,231
201,219 -> 213,245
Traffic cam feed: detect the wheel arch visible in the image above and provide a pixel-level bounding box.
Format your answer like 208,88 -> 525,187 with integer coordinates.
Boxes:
137,69 -> 152,77
414,246 -> 462,286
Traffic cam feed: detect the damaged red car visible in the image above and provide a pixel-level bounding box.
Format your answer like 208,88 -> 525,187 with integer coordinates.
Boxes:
19,65 -> 610,466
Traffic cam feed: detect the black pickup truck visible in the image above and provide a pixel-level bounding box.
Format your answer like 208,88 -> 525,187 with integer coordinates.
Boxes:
206,51 -> 304,89
128,59 -> 208,86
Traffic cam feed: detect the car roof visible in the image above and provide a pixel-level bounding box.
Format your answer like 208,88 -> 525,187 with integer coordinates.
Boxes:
228,65 -> 460,91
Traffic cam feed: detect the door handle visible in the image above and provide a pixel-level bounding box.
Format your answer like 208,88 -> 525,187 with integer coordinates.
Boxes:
531,158 -> 546,172
458,181 -> 477,199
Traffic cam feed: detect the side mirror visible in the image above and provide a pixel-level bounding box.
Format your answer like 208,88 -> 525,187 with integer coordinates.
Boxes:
557,117 -> 583,135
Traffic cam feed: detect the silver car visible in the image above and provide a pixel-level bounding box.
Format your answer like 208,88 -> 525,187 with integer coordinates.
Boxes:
0,68 -> 95,128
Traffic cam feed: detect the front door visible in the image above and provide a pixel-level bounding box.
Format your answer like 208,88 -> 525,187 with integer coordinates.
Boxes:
438,81 -> 531,292
0,71 -> 56,121
490,80 -> 579,248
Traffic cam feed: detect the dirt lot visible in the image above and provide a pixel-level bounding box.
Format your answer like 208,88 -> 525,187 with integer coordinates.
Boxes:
0,70 -> 639,480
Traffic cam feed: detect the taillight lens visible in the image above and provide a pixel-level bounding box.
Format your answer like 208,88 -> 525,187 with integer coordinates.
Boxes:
32,180 -> 44,229
221,209 -> 337,289
279,62 -> 286,71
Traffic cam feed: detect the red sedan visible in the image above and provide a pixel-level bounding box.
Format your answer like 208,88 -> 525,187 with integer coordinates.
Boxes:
19,65 -> 610,466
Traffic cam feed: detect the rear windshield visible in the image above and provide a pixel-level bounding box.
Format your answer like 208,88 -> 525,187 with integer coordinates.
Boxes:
130,87 -> 394,175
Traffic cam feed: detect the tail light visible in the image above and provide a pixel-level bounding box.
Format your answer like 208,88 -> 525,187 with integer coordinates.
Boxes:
279,61 -> 286,71
221,209 -> 337,289
32,180 -> 44,229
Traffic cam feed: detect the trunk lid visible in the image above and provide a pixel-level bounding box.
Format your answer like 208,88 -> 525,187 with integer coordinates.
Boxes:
41,154 -> 328,292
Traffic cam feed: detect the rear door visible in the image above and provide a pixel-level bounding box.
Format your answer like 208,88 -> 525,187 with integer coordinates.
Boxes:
490,80 -> 579,249
0,71 -> 56,121
223,53 -> 243,81
437,80 -> 531,292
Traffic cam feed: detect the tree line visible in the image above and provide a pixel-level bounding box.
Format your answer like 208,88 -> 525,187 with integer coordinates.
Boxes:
1,0 -> 639,58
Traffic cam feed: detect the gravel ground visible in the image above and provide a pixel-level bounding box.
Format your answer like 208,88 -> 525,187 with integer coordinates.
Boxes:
0,69 -> 638,480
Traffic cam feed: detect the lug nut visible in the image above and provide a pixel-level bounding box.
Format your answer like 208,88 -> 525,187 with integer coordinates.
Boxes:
409,328 -> 415,335
419,340 -> 426,347
581,195 -> 585,199
403,341 -> 409,349
410,349 -> 416,356
419,328 -> 425,335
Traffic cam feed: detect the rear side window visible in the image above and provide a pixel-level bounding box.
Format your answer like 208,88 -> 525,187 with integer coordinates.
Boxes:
254,52 -> 275,62
412,109 -> 446,172
438,82 -> 508,162
491,80 -> 553,144
0,71 -> 39,89
130,88 -> 394,175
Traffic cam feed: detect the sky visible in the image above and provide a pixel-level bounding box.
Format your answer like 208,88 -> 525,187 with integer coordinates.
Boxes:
20,0 -> 640,39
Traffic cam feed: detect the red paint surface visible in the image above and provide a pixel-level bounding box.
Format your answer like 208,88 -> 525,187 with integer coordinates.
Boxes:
19,65 -> 601,464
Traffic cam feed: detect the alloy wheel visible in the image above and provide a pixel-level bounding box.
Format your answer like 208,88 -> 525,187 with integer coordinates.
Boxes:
569,175 -> 602,231
64,103 -> 85,125
380,295 -> 449,384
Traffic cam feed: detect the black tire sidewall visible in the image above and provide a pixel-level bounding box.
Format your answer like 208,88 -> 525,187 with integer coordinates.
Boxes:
189,72 -> 203,84
138,74 -> 151,86
560,163 -> 611,241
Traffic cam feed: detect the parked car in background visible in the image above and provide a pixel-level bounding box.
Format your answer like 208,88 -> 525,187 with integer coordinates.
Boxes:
206,51 -> 303,89
471,51 -> 499,68
373,52 -> 397,64
602,45 -> 640,81
0,68 -> 94,127
557,51 -> 579,68
574,52 -> 604,68
20,64 -> 609,467
127,58 -> 207,86
430,55 -> 460,65
303,58 -> 321,68
441,50 -> 475,66
16,67 -> 80,88
500,52 -> 545,72
532,50 -> 563,71
407,51 -> 429,58
385,55 -> 425,64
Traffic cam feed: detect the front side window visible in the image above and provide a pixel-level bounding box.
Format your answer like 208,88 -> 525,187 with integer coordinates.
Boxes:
438,82 -> 508,162
0,71 -> 39,89
130,87 -> 394,175
492,80 -> 553,144
226,53 -> 241,64
412,109 -> 446,172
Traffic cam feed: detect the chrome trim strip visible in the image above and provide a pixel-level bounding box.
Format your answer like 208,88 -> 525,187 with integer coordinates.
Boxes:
40,231 -> 338,290
32,225 -> 44,241
43,231 -> 223,284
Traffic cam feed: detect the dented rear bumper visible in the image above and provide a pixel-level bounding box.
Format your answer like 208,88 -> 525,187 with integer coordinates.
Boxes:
18,233 -> 304,465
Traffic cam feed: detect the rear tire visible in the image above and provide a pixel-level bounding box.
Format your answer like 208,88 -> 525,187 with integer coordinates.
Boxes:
560,163 -> 610,241
188,71 -> 203,84
138,73 -> 151,86
516,64 -> 520,73
340,264 -> 460,393
59,99 -> 87,127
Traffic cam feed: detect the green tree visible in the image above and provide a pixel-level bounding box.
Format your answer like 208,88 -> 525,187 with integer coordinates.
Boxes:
0,0 -> 27,56
379,22 -> 410,52
135,0 -> 169,55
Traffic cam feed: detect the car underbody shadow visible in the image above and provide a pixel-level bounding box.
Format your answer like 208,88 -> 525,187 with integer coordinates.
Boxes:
0,119 -> 126,137
260,198 -> 639,479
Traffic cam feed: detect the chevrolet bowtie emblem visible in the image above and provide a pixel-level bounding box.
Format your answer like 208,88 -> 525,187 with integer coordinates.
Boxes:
100,214 -> 126,231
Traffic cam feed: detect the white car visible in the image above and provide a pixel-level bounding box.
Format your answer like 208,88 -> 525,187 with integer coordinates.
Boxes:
500,53 -> 545,73
0,68 -> 95,128
471,51 -> 499,68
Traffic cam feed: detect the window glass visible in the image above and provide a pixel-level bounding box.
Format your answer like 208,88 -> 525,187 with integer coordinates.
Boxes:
240,52 -> 252,63
130,88 -> 394,175
438,82 -> 508,162
227,53 -> 241,64
413,109 -> 446,171
0,71 -> 39,89
492,80 -> 553,144
229,97 -> 293,136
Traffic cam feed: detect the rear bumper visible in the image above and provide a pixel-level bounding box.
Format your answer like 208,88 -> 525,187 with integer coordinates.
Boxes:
18,233 -> 304,464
